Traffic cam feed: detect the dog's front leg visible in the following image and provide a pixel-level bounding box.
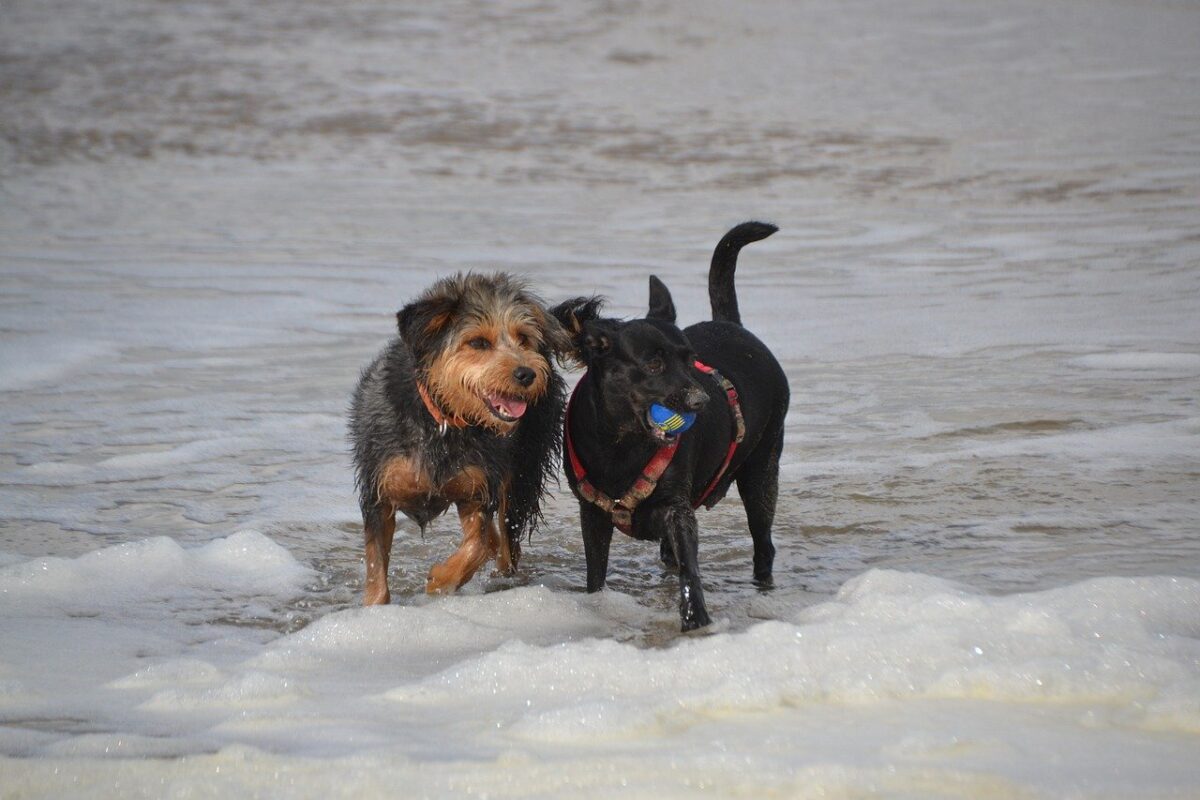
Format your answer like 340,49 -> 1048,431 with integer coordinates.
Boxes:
654,503 -> 711,631
427,501 -> 494,594
494,491 -> 520,576
579,501 -> 614,592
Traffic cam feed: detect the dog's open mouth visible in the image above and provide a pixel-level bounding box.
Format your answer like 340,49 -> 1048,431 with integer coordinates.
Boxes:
486,394 -> 528,422
645,409 -> 679,442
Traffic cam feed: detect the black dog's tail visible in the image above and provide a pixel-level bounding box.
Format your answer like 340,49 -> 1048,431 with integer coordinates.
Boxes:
709,221 -> 778,326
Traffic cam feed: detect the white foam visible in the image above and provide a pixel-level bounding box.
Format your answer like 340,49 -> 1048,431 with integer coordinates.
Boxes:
95,437 -> 256,471
390,572 -> 1200,744
0,530 -> 314,614
965,417 -> 1200,468
2,547 -> 1199,795
140,672 -> 301,712
1068,352 -> 1200,372
106,659 -> 225,690
250,585 -> 659,676
39,733 -> 207,759
0,337 -> 116,392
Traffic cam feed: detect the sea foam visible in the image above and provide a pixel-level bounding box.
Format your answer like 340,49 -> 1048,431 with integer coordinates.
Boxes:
388,571 -> 1200,741
0,530 -> 314,614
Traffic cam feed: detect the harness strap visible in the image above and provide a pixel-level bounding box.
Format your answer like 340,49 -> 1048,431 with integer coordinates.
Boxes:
568,433 -> 678,534
565,360 -> 744,535
691,361 -> 746,508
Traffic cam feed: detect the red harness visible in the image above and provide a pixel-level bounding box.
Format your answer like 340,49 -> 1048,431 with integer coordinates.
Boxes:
565,360 -> 746,535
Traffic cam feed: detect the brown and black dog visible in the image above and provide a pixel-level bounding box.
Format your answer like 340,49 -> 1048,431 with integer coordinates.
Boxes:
349,273 -> 566,605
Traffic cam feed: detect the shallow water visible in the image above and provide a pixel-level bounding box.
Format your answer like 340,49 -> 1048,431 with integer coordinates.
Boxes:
2,0 -> 1200,796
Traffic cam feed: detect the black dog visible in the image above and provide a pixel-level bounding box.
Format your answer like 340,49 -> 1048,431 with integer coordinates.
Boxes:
552,222 -> 788,630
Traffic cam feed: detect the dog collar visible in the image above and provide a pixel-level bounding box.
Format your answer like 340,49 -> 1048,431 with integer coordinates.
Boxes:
417,382 -> 470,433
564,360 -> 745,536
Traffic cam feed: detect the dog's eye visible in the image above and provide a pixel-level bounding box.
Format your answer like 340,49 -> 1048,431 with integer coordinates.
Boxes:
468,337 -> 492,350
515,332 -> 531,348
645,357 -> 665,375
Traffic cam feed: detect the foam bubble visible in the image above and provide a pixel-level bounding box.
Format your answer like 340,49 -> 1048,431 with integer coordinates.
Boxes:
141,672 -> 301,712
1069,352 -> 1200,372
0,530 -> 314,614
107,659 -> 225,690
40,733 -> 207,759
0,338 -> 116,392
252,585 -> 649,675
393,571 -> 1200,738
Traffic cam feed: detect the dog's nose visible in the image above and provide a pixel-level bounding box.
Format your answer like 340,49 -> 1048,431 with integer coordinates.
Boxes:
513,366 -> 536,387
682,385 -> 709,412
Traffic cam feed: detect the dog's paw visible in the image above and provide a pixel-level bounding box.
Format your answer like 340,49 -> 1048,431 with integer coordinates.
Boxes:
681,616 -> 729,637
425,565 -> 457,595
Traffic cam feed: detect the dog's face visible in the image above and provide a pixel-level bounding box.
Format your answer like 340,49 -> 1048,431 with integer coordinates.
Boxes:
554,278 -> 709,443
398,273 -> 567,435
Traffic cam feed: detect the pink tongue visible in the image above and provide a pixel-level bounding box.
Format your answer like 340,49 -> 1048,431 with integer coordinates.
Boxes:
493,396 -> 528,418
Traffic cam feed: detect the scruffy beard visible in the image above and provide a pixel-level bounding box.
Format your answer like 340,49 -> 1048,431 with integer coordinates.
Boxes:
426,353 -> 550,435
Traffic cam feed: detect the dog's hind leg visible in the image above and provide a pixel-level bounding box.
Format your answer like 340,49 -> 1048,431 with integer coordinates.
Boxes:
363,505 -> 396,606
659,537 -> 678,569
580,501 -> 614,593
427,502 -> 495,594
735,430 -> 783,587
654,503 -> 712,631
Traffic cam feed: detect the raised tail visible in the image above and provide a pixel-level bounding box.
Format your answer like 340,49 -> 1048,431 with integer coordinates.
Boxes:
708,221 -> 778,325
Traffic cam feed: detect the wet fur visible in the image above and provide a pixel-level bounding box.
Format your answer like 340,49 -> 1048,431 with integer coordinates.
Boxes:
350,272 -> 567,603
552,222 -> 788,631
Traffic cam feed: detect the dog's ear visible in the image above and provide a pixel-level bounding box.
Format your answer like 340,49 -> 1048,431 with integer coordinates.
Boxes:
550,296 -> 604,338
524,299 -> 574,362
580,320 -> 613,359
647,275 -> 676,323
397,294 -> 458,360
550,296 -> 606,364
